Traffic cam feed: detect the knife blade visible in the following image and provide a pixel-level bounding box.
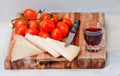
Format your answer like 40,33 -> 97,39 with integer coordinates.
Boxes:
65,19 -> 80,47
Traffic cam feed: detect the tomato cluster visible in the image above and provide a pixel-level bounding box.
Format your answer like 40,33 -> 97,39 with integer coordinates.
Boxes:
13,8 -> 73,41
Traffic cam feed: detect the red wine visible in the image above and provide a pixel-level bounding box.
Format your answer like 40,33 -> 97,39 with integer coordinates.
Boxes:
84,28 -> 103,46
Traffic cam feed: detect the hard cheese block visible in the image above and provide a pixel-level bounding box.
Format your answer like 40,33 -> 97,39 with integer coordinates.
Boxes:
4,12 -> 106,69
11,35 -> 44,61
25,33 -> 80,61
25,34 -> 61,58
45,38 -> 80,62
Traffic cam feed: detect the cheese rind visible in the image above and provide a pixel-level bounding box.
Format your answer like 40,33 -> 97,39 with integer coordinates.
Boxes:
25,34 -> 60,58
46,38 -> 80,61
11,35 -> 43,61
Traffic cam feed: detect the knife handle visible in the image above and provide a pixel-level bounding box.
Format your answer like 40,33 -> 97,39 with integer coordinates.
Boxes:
70,19 -> 80,33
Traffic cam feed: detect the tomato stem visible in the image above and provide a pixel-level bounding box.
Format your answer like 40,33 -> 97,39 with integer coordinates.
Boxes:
11,18 -> 22,29
58,17 -> 63,22
17,13 -> 24,18
38,9 -> 46,14
58,14 -> 64,22
25,19 -> 29,28
11,20 -> 15,29
49,13 -> 53,18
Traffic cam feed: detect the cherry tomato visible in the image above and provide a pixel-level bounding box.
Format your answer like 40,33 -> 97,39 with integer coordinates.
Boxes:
49,14 -> 59,23
25,28 -> 39,35
13,19 -> 27,28
40,13 -> 59,23
14,25 -> 27,36
28,20 -> 39,29
39,13 -> 49,20
38,31 -> 50,38
39,28 -> 45,32
57,22 -> 69,37
62,18 -> 72,29
51,14 -> 59,23
24,9 -> 37,19
51,28 -> 62,41
36,20 -> 40,24
40,20 -> 55,32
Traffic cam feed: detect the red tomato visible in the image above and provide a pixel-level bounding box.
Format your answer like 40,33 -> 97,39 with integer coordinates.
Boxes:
40,13 -> 59,23
51,28 -> 62,41
28,20 -> 39,29
39,13 -> 49,20
57,22 -> 69,37
36,20 -> 40,24
38,32 -> 50,38
39,28 -> 45,32
24,9 -> 37,19
14,25 -> 27,36
13,19 -> 27,28
25,28 -> 39,35
49,14 -> 59,23
62,18 -> 72,29
40,20 -> 55,32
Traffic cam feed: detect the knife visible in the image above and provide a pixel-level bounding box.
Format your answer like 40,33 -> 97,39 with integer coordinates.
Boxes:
65,19 -> 80,47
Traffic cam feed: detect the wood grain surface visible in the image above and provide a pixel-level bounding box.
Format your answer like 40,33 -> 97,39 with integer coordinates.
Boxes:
4,12 -> 106,69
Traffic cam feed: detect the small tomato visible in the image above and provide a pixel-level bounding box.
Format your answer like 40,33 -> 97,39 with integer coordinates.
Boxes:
62,18 -> 72,29
57,22 -> 69,37
25,28 -> 39,35
38,31 -> 50,38
28,20 -> 39,29
49,14 -> 59,23
24,8 -> 37,19
13,19 -> 27,28
40,13 -> 59,23
40,20 -> 55,32
39,13 -> 49,20
51,28 -> 62,41
14,25 -> 27,36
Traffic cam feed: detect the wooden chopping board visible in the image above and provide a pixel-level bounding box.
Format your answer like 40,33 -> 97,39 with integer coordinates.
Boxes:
4,12 -> 106,69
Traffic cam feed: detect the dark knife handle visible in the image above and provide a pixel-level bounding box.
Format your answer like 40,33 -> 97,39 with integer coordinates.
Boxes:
70,19 -> 80,33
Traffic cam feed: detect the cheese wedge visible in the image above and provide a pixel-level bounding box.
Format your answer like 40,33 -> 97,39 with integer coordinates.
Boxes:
11,35 -> 43,61
45,38 -> 80,61
25,33 -> 60,58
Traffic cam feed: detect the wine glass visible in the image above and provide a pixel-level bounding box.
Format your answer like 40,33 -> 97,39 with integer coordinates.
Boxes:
83,22 -> 104,52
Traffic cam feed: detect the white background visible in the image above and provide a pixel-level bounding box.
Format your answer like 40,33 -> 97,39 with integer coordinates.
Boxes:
1,0 -> 120,21
0,0 -> 120,76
